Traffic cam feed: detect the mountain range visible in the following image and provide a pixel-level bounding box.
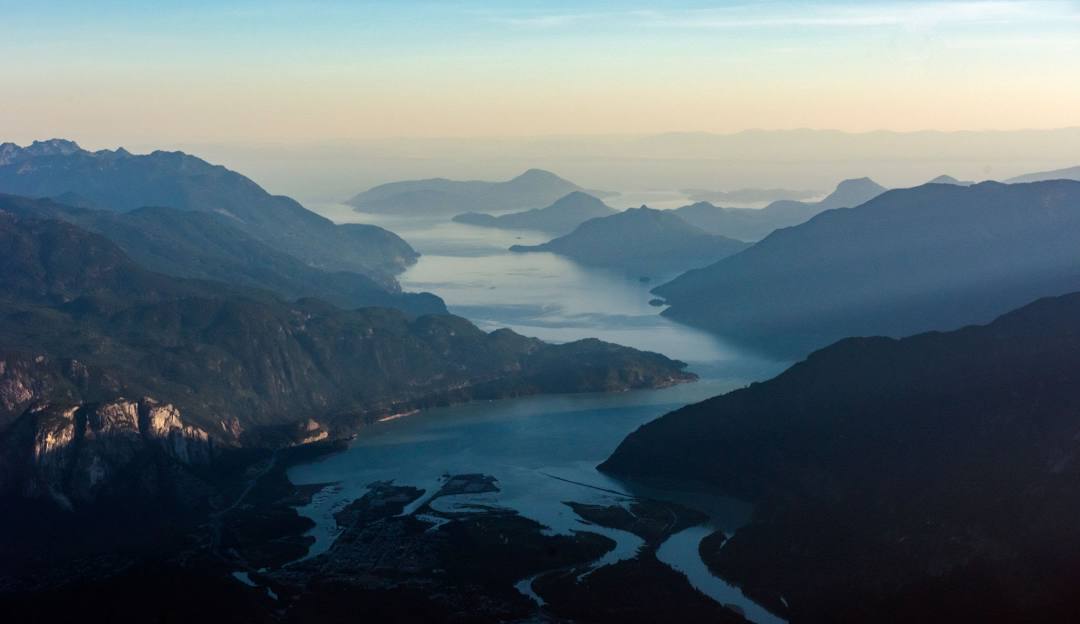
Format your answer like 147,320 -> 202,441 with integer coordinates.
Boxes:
1006,164 -> 1080,183
0,194 -> 445,315
454,191 -> 616,235
510,206 -> 750,277
673,177 -> 886,241
0,139 -> 415,283
0,211 -> 694,507
655,180 -> 1080,357
348,169 -> 614,216
602,290 -> 1080,622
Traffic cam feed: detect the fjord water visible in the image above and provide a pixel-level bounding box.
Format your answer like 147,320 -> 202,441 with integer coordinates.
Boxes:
290,204 -> 787,620
312,203 -> 775,376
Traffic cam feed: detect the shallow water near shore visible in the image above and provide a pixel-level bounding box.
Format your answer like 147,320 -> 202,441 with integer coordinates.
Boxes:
287,383 -> 780,621
287,382 -> 732,560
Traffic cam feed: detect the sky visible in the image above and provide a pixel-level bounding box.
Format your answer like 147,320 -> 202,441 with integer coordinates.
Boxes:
2,1 -> 1079,147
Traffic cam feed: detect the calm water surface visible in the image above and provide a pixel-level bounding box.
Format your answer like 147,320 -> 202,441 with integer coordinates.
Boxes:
315,202 -> 773,374
292,204 -> 788,621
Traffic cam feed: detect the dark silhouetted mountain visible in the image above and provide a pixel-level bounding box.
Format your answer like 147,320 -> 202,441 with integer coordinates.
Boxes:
674,177 -> 886,241
1007,164 -> 1080,183
454,191 -> 616,235
602,291 -> 1080,622
348,169 -> 614,216
654,180 -> 1080,357
0,194 -> 445,315
0,213 -> 694,505
0,139 -> 417,282
510,206 -> 750,277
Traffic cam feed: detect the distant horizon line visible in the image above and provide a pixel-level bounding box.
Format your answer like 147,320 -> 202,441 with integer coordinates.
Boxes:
167,125 -> 1080,146
6,125 -> 1080,153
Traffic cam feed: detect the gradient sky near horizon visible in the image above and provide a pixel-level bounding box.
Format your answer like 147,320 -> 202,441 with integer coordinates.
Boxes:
3,1 -> 1079,145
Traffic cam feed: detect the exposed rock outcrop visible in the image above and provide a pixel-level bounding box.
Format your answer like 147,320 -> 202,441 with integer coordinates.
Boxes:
1,397 -> 212,509
0,352 -> 108,437
142,399 -> 212,465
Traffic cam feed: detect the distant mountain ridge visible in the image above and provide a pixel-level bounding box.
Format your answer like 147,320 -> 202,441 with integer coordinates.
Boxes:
655,180 -> 1080,357
348,169 -> 615,216
926,174 -> 974,186
0,138 -> 83,163
1007,164 -> 1080,183
0,194 -> 446,315
510,206 -> 750,277
809,177 -> 888,210
0,139 -> 417,283
453,191 -> 616,235
674,177 -> 886,241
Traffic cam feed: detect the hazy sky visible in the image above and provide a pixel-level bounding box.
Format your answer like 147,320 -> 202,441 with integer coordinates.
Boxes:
3,1 -> 1080,146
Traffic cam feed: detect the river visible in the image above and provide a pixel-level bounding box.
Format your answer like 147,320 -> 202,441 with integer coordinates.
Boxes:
287,204 -> 789,622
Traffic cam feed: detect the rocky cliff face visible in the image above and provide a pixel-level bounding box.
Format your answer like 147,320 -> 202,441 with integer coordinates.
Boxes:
1,397 -> 212,509
0,353 -> 95,430
142,400 -> 212,465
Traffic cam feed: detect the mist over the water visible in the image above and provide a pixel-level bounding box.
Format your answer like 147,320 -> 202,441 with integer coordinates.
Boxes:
163,129 -> 1080,205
